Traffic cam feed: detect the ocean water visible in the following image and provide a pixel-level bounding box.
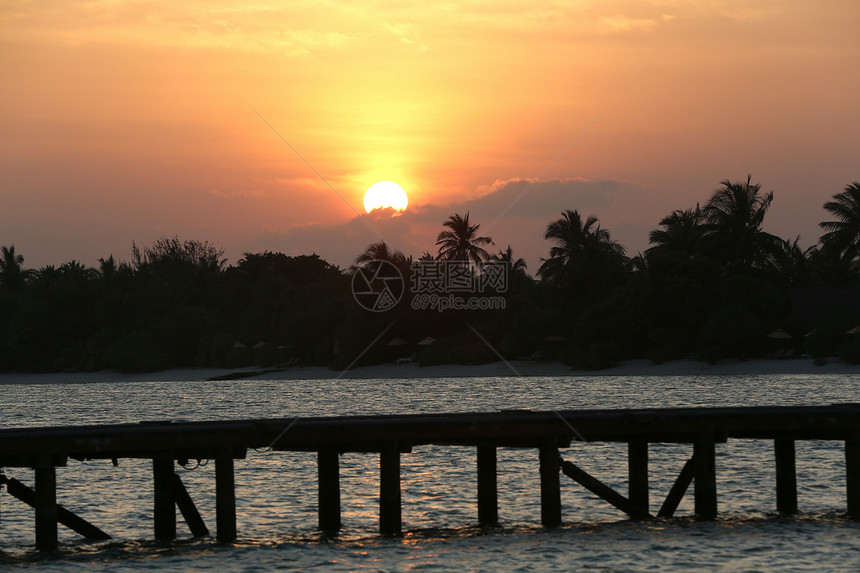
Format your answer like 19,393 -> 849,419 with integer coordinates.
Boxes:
1,372 -> 860,571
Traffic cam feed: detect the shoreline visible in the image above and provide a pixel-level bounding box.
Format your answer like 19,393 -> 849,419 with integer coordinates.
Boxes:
0,356 -> 857,386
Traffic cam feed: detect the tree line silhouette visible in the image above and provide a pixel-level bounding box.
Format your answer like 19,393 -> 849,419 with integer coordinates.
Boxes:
2,177 -> 860,374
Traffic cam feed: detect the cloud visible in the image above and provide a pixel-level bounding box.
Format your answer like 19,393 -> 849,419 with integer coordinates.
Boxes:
600,15 -> 660,33
253,214 -> 423,270
2,2 -> 360,55
469,177 -> 621,219
381,20 -> 428,51
246,176 -> 637,269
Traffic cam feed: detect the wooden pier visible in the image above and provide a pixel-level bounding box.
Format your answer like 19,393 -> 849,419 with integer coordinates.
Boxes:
1,404 -> 860,550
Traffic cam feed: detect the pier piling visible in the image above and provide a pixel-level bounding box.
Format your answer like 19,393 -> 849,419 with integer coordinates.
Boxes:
153,457 -> 176,541
318,449 -> 341,533
628,441 -> 649,517
693,437 -> 717,520
215,452 -> 237,542
774,438 -> 798,515
34,465 -> 57,551
379,444 -> 401,535
846,435 -> 860,520
477,445 -> 498,525
539,439 -> 561,528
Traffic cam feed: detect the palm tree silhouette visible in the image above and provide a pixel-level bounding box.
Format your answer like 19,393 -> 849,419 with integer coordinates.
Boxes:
0,245 -> 33,291
820,182 -> 860,260
353,241 -> 413,283
646,205 -> 705,261
491,245 -> 528,277
537,209 -> 625,284
58,260 -> 99,282
762,236 -> 815,287
435,212 -> 493,266
354,241 -> 409,267
98,255 -> 118,278
702,175 -> 780,270
33,265 -> 61,289
808,241 -> 860,286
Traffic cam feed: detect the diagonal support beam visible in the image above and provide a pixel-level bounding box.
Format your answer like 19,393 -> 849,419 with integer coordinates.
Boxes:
657,458 -> 694,517
560,459 -> 652,520
170,474 -> 209,537
4,476 -> 111,541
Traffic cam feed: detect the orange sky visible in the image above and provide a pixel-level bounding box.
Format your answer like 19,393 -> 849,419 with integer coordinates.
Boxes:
2,1 -> 859,270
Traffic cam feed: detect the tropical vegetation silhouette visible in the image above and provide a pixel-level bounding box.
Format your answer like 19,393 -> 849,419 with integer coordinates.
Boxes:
3,178 -> 860,373
820,182 -> 860,261
701,175 -> 781,270
435,211 -> 493,266
537,209 -> 626,296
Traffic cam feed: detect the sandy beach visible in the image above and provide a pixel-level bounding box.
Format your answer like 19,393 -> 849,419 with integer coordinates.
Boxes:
0,356 -> 857,386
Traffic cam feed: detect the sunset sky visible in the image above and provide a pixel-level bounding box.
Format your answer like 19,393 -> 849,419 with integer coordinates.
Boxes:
2,1 -> 858,271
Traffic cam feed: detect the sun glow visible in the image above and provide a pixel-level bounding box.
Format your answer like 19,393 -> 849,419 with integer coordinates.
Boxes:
363,181 -> 408,213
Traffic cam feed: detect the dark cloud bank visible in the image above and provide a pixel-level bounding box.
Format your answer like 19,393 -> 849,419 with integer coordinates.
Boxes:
252,177 -> 645,271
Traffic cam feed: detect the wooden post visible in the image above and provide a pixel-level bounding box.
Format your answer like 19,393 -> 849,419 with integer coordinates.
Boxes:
153,457 -> 176,541
539,438 -> 561,528
477,445 -> 498,525
846,435 -> 860,520
379,444 -> 401,535
774,438 -> 797,515
215,453 -> 237,542
693,437 -> 717,520
318,449 -> 341,533
34,466 -> 58,551
628,441 -> 649,517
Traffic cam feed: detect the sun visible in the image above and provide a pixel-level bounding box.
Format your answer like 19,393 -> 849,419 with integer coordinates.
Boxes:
364,181 -> 408,213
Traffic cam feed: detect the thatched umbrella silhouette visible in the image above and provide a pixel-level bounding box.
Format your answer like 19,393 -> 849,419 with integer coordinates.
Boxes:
766,329 -> 793,340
